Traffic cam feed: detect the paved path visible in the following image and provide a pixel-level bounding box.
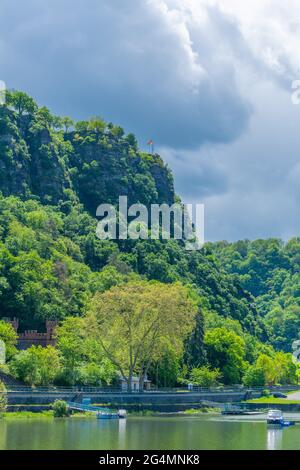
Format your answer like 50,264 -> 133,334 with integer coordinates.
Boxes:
287,391 -> 300,400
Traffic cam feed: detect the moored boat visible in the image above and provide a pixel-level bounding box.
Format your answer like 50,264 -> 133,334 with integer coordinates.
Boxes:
97,412 -> 119,419
267,409 -> 295,427
96,409 -> 127,419
267,409 -> 283,425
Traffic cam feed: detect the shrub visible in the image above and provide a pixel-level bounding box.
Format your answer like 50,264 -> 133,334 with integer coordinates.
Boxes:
189,366 -> 221,387
243,365 -> 266,387
10,345 -> 61,386
53,400 -> 69,417
0,321 -> 18,359
0,380 -> 7,413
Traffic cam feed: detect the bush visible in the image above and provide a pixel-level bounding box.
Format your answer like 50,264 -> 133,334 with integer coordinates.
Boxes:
10,345 -> 61,386
0,380 -> 7,413
189,366 -> 221,387
0,321 -> 18,360
243,365 -> 266,387
53,400 -> 69,417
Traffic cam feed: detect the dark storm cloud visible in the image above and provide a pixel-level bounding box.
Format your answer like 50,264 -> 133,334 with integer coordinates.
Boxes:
0,0 -> 251,149
1,0 -> 300,240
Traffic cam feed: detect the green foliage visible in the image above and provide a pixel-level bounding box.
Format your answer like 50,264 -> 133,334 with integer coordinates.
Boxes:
10,345 -> 61,386
207,238 -> 300,350
243,365 -> 266,387
149,346 -> 180,388
243,351 -> 297,386
0,320 -> 17,359
204,328 -> 246,384
53,400 -> 69,418
79,360 -> 117,386
189,366 -> 221,387
86,281 -> 197,390
0,380 -> 7,413
6,90 -> 37,118
1,89 -> 297,386
55,317 -> 117,386
55,317 -> 86,385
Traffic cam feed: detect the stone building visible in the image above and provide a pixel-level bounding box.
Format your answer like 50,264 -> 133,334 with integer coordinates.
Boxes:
2,318 -> 58,350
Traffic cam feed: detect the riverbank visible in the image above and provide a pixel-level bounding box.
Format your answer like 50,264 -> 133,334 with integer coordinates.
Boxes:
1,407 -> 221,419
1,410 -> 96,419
5,388 -> 262,412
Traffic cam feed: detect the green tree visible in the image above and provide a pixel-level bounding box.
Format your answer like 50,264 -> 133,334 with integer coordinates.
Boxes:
255,353 -> 276,385
36,106 -> 54,130
10,345 -> 60,385
126,133 -> 138,149
79,360 -> 117,386
55,317 -> 86,385
86,281 -> 197,391
88,116 -> 106,135
149,345 -> 180,388
53,400 -> 69,417
243,365 -> 266,387
6,90 -> 37,118
61,116 -> 74,133
204,328 -> 246,384
0,380 -> 7,413
189,366 -> 221,387
0,320 -> 18,359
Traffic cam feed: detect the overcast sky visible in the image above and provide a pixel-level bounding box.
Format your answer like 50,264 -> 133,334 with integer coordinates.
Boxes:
1,0 -> 300,241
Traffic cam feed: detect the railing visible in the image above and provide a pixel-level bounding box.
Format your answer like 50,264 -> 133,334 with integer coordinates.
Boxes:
6,386 -> 124,393
67,402 -> 112,413
4,384 -> 300,394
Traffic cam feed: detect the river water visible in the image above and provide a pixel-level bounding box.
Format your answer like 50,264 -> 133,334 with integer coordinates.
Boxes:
0,415 -> 300,450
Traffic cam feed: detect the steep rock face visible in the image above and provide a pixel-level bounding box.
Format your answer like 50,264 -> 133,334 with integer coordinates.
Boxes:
0,107 -> 175,213
0,108 -> 31,197
67,135 -> 174,214
0,108 -> 70,204
27,130 -> 71,205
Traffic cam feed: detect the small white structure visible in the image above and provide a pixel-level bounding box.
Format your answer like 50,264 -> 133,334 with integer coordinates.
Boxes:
0,340 -> 5,365
120,376 -> 151,391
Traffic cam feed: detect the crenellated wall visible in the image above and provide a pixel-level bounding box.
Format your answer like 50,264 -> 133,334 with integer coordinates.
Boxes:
2,318 -> 58,350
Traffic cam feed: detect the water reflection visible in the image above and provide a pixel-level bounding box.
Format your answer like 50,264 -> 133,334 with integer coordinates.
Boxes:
267,427 -> 283,450
118,418 -> 127,448
0,416 -> 299,450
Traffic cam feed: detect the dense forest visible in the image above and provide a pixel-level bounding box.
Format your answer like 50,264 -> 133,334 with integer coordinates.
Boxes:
207,239 -> 300,352
0,91 -> 298,388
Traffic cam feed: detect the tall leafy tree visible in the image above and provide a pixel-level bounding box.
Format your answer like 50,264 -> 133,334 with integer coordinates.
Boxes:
86,281 -> 197,390
204,327 -> 246,384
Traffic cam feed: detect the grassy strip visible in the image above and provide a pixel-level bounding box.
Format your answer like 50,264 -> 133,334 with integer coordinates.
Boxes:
245,398 -> 300,404
183,407 -> 220,414
1,411 -> 54,419
1,411 -> 96,419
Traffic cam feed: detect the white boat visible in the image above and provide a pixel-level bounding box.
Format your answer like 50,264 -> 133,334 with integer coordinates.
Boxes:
118,409 -> 127,419
266,409 -> 295,427
96,409 -> 127,420
267,409 -> 283,425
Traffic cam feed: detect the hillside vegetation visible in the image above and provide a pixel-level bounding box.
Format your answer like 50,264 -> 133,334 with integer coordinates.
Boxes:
0,91 -> 297,388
